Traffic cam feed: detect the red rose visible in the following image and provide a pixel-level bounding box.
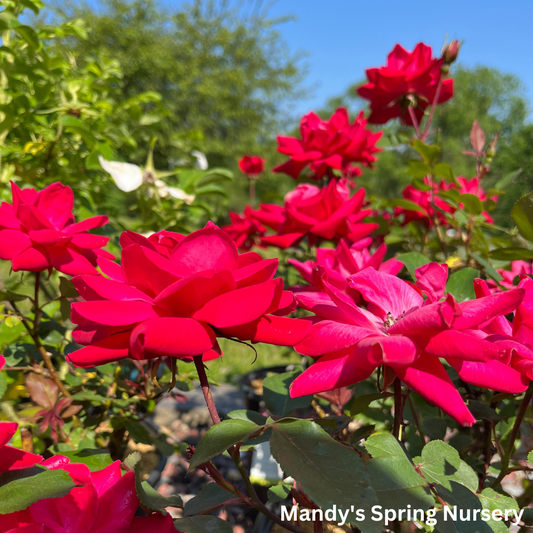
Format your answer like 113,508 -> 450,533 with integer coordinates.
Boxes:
289,240 -> 403,297
261,180 -> 378,249
0,456 -> 175,533
273,108 -> 382,180
238,155 -> 265,177
290,264 -> 526,426
0,182 -> 111,275
222,206 -> 266,251
67,223 -> 310,368
357,43 -> 454,126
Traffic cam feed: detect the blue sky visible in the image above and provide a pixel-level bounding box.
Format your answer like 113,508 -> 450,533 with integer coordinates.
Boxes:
98,0 -> 533,118
264,0 -> 533,116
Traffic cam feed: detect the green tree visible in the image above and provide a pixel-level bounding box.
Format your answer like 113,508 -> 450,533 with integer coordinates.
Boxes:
51,0 -> 306,170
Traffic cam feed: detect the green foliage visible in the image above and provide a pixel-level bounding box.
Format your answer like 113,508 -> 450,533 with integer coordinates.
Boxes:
0,467 -> 75,514
270,419 -> 381,532
262,369 -> 312,416
188,419 -> 262,470
184,483 -> 235,516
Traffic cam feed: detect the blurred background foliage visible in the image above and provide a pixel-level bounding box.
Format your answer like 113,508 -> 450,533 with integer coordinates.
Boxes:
1,0 -> 532,230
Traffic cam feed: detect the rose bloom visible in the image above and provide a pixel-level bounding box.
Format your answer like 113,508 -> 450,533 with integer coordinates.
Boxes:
260,180 -> 379,249
0,182 -> 111,275
486,261 -> 533,292
222,207 -> 266,251
357,43 -> 454,126
456,176 -> 497,223
238,155 -> 265,178
396,176 -> 496,227
0,356 -> 43,474
273,108 -> 382,180
289,240 -> 403,298
472,277 -> 533,383
0,456 -> 175,533
67,223 -> 310,368
290,263 -> 526,426
396,178 -> 454,227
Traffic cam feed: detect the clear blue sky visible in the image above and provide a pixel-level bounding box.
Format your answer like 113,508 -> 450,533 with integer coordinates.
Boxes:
113,0 -> 533,118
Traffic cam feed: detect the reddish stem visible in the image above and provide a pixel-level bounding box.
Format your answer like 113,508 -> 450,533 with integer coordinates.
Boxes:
407,107 -> 422,139
193,355 -> 221,425
421,77 -> 443,141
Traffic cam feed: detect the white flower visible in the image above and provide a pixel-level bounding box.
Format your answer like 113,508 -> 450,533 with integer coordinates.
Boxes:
166,187 -> 195,205
98,156 -> 143,192
191,150 -> 208,170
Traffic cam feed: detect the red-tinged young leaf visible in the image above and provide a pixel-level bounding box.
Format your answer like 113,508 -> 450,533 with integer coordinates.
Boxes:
470,119 -> 485,156
25,373 -> 58,409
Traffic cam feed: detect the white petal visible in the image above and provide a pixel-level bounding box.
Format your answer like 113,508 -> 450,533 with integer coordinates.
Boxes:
166,187 -> 195,205
191,150 -> 208,170
99,156 -> 143,192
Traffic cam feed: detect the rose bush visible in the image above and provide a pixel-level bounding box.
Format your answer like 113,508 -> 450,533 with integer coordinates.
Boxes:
3,7 -> 533,533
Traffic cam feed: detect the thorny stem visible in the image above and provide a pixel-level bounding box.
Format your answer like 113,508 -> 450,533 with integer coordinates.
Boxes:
192,355 -> 305,533
491,383 -> 533,488
393,378 -> 404,441
10,274 -> 70,398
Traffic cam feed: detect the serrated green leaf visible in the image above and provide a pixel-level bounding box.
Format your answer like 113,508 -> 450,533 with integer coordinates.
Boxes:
412,139 -> 440,165
267,484 -> 291,503
270,419 -> 381,532
365,433 -> 433,510
388,199 -> 427,214
397,252 -> 431,281
262,370 -> 312,417
434,162 -> 459,185
345,393 -> 391,417
226,410 -> 267,425
184,483 -> 235,516
489,248 -> 533,261
55,449 -> 112,472
407,159 -> 431,178
174,516 -> 232,533
446,268 -> 479,302
0,467 -> 75,514
189,419 -> 261,470
125,451 -> 183,511
416,440 -> 477,492
511,192 -> 533,243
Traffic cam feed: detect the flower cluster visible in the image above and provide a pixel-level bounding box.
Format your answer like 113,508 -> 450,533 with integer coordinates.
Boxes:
0,183 -> 111,275
396,176 -> 497,226
273,108 -> 382,180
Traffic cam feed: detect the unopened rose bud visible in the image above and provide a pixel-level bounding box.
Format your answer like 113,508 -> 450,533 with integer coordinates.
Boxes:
443,40 -> 461,64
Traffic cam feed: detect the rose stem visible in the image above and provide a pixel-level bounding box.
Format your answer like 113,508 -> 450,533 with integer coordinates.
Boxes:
192,355 -> 305,533
10,272 -> 70,397
393,378 -> 404,441
491,382 -> 533,488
